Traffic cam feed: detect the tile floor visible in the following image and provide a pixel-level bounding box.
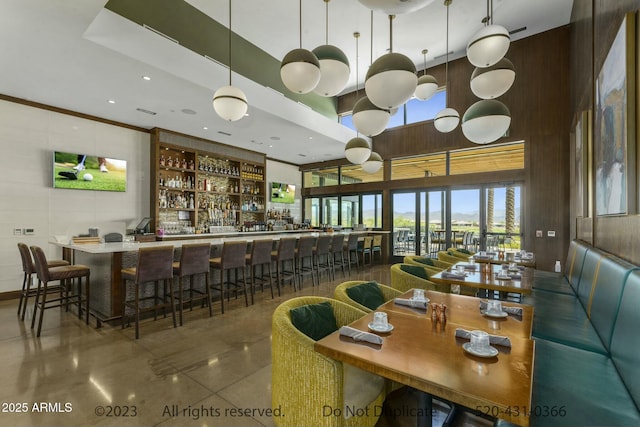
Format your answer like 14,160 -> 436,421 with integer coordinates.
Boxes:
1,264 -> 491,427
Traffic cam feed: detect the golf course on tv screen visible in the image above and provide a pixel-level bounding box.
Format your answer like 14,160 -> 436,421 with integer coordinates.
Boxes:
271,182 -> 295,204
53,151 -> 127,192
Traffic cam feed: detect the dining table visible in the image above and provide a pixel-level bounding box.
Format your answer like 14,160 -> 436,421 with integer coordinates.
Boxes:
315,290 -> 535,427
430,261 -> 533,301
472,251 -> 537,268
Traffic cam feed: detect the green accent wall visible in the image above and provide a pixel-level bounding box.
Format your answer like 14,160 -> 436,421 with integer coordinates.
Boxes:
105,0 -> 337,119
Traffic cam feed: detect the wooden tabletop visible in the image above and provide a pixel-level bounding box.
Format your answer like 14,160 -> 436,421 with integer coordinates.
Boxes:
381,290 -> 534,339
315,310 -> 535,427
430,263 -> 533,295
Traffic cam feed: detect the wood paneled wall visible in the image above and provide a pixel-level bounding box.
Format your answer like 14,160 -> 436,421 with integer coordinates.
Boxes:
572,0 -> 640,265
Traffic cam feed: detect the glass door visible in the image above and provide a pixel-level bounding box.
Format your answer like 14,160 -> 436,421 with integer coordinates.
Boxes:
392,192 -> 417,258
450,188 -> 481,252
482,185 -> 522,251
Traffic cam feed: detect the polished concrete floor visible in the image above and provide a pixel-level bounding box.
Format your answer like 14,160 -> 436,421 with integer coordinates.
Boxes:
1,264 -> 491,427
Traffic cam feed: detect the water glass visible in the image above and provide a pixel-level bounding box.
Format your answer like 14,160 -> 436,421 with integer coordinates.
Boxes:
457,265 -> 466,274
412,289 -> 425,301
487,300 -> 502,314
373,312 -> 388,327
470,330 -> 490,352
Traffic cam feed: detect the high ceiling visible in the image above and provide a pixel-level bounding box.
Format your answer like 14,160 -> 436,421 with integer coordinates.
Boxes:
0,0 -> 573,165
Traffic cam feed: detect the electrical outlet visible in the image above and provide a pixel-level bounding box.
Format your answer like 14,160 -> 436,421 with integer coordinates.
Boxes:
24,228 -> 34,235
13,228 -> 22,236
547,230 -> 556,237
535,230 -> 542,237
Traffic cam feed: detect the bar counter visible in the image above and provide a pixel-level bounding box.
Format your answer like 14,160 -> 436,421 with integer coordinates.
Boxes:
51,230 -> 389,323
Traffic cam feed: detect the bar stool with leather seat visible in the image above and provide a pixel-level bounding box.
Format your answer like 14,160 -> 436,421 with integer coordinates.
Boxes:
344,233 -> 360,276
121,245 -> 176,339
295,235 -> 317,288
210,240 -> 249,313
313,234 -> 333,282
358,236 -> 374,266
17,242 -> 69,321
30,245 -> 90,337
371,234 -> 383,264
172,243 -> 212,326
245,239 -> 275,303
330,233 -> 347,279
271,237 -> 297,293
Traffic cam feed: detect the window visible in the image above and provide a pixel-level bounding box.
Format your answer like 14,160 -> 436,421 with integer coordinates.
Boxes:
449,142 -> 524,175
362,194 -> 382,228
391,153 -> 447,180
341,196 -> 359,228
339,89 -> 447,131
303,167 -> 339,188
341,164 -> 384,184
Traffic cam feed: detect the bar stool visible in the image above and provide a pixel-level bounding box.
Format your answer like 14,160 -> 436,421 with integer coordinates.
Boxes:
245,239 -> 275,303
330,234 -> 346,279
210,240 -> 249,313
121,246 -> 176,339
313,234 -> 333,282
295,235 -> 317,288
371,235 -> 383,264
344,233 -> 360,276
17,243 -> 69,321
30,245 -> 90,337
358,236 -> 374,266
271,238 -> 297,293
172,243 -> 212,326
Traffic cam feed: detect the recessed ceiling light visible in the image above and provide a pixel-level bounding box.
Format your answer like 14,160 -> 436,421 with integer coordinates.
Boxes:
270,136 -> 280,141
203,126 -> 208,130
268,145 -> 273,148
142,75 -> 151,81
308,136 -> 313,139
181,108 -> 197,115
107,99 -> 115,104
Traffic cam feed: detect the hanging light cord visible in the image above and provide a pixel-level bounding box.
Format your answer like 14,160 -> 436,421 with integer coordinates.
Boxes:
325,0 -> 329,45
370,11 -> 374,66
445,0 -> 450,91
388,15 -> 395,53
299,0 -> 302,48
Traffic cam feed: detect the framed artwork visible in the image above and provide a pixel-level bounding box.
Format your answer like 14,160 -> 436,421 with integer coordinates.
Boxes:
594,12 -> 636,216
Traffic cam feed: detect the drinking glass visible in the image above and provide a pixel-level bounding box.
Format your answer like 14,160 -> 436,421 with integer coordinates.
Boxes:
470,330 -> 490,352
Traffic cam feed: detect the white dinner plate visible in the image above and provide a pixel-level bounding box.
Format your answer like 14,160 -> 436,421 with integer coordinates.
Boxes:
462,342 -> 499,358
481,310 -> 509,319
368,322 -> 394,333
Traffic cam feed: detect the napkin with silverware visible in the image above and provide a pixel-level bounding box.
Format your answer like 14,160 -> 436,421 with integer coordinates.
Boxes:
442,271 -> 466,279
478,301 -> 523,316
454,328 -> 512,347
508,273 -> 522,279
339,326 -> 383,345
394,298 -> 428,310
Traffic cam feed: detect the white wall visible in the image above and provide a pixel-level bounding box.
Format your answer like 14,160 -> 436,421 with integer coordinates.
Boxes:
0,100 -> 149,294
265,159 -> 302,222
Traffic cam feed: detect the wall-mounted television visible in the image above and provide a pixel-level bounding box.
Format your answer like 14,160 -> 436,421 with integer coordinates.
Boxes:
271,182 -> 295,204
53,151 -> 127,192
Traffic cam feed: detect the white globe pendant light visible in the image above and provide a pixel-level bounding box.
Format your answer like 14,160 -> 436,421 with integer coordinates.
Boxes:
365,15 -> 417,109
281,0 -> 321,94
312,0 -> 350,97
466,0 -> 510,68
358,0 -> 435,15
462,99 -> 511,144
470,57 -> 515,99
415,49 -> 438,101
345,137 -> 372,164
213,0 -> 247,122
213,85 -> 248,121
434,0 -> 459,133
353,96 -> 390,137
434,107 -> 460,133
313,45 -> 350,96
362,151 -> 383,173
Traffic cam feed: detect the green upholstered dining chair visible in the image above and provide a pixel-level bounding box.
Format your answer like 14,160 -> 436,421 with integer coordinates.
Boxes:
390,263 -> 448,293
271,296 -> 387,427
333,280 -> 402,313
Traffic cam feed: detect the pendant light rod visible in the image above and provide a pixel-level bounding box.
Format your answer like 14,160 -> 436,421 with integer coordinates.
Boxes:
444,0 -> 451,106
354,32 -> 360,95
389,15 -> 392,53
422,48 -> 428,76
299,0 -> 302,48
324,0 -> 330,45
370,11 -> 374,65
227,0 -> 232,84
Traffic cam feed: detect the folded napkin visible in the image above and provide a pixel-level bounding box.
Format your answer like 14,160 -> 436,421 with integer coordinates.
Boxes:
339,326 -> 383,345
441,271 -> 466,280
458,264 -> 478,270
478,301 -> 523,317
485,252 -> 497,256
508,273 -> 522,280
473,254 -> 491,260
455,328 -> 511,347
394,298 -> 428,310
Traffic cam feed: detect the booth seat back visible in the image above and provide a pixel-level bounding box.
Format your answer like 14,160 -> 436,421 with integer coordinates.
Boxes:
568,240 -> 589,291
610,270 -> 640,410
588,255 -> 637,352
574,249 -> 604,308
